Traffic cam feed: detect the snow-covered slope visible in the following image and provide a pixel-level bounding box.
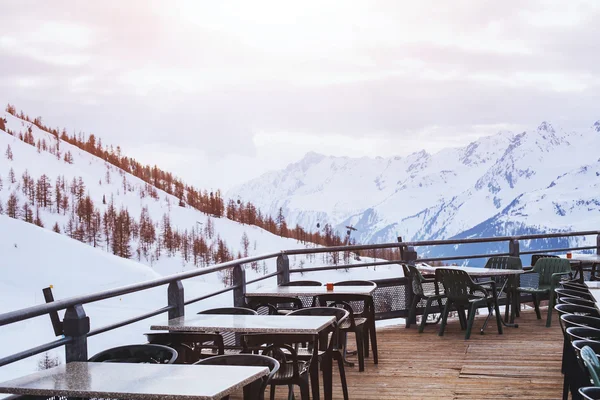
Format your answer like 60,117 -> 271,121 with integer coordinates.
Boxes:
0,110 -> 404,385
229,121 -> 600,249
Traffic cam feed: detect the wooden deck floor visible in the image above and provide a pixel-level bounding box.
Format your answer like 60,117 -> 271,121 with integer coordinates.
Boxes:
249,308 -> 565,400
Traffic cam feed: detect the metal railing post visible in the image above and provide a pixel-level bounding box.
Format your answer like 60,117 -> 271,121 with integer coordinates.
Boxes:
277,254 -> 290,285
509,239 -> 520,257
597,234 -> 600,255
63,304 -> 90,362
404,246 -> 418,325
168,280 -> 184,319
232,264 -> 246,307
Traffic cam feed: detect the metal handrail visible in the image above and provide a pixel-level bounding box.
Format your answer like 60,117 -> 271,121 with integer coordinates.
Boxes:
0,252 -> 281,326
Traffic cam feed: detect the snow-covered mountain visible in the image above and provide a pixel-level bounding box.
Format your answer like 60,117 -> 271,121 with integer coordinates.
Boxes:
229,121 -> 600,254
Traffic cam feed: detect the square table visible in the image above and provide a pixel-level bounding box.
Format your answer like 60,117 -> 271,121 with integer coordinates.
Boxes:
0,361 -> 269,400
150,314 -> 335,335
151,314 -> 336,400
416,264 -> 524,327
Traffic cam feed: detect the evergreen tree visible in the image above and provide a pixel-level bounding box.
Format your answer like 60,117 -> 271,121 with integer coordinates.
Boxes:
7,192 -> 19,218
5,144 -> 13,160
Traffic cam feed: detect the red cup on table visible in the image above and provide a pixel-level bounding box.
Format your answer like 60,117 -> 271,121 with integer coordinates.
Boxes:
326,283 -> 334,291
567,252 -> 572,259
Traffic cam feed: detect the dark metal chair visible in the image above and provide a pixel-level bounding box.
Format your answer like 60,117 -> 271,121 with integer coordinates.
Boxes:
517,258 -> 572,327
404,264 -> 445,332
246,296 -> 303,315
194,354 -> 280,400
332,280 -> 378,362
145,332 -> 224,364
315,292 -> 377,371
288,307 -> 350,400
242,333 -> 317,400
556,288 -> 595,302
280,280 -> 322,307
580,387 -> 600,400
197,307 -> 258,315
481,256 -> 522,322
556,304 -> 600,319
88,344 -> 177,364
435,268 -> 503,340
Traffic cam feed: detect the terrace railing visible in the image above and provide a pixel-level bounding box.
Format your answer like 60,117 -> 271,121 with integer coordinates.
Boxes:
1,230 -> 599,369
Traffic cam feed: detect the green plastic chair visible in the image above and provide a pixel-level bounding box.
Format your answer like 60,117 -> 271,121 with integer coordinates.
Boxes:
482,256 -> 523,321
404,264 -> 446,333
436,268 -> 503,340
581,345 -> 600,386
516,257 -> 572,327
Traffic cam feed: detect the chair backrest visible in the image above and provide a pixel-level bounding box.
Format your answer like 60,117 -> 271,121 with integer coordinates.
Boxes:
194,354 -> 280,399
581,346 -> 600,386
562,297 -> 597,308
242,333 -> 316,380
287,307 -> 349,349
562,315 -> 600,331
561,281 -> 591,292
406,264 -> 426,297
145,332 -> 224,363
315,293 -> 374,318
566,327 -> 600,343
555,288 -> 594,302
580,386 -> 600,400
88,344 -> 177,364
531,254 -> 559,266
435,268 -> 481,304
533,258 -> 571,286
555,304 -> 600,319
484,256 -> 523,270
198,307 -> 257,315
333,280 -> 377,287
246,296 -> 303,315
280,280 -> 322,287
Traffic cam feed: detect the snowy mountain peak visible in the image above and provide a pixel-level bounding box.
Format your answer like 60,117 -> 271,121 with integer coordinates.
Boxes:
537,121 -> 555,133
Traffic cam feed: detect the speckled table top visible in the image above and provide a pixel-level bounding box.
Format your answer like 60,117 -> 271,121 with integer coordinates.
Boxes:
417,264 -> 524,276
0,362 -> 269,400
245,285 -> 376,297
151,314 -> 335,334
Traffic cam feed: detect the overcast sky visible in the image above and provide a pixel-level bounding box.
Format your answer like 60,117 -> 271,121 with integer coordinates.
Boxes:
1,1 -> 599,190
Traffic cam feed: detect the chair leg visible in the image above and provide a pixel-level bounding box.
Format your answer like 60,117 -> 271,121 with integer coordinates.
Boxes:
546,292 -> 555,328
406,295 -> 420,328
356,330 -> 365,372
532,294 -> 541,319
494,299 -> 503,335
562,374 -> 569,400
309,353 -> 319,400
419,298 -> 433,333
322,354 -> 333,400
269,384 -> 276,400
457,305 -> 467,330
439,301 -> 450,337
335,352 -> 349,400
363,323 -> 370,358
298,380 -> 310,400
465,304 -> 477,340
369,320 -> 378,364
504,291 -> 510,323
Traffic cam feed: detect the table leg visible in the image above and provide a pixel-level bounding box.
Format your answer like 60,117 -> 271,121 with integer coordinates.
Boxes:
310,334 -> 321,400
322,353 -> 333,400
